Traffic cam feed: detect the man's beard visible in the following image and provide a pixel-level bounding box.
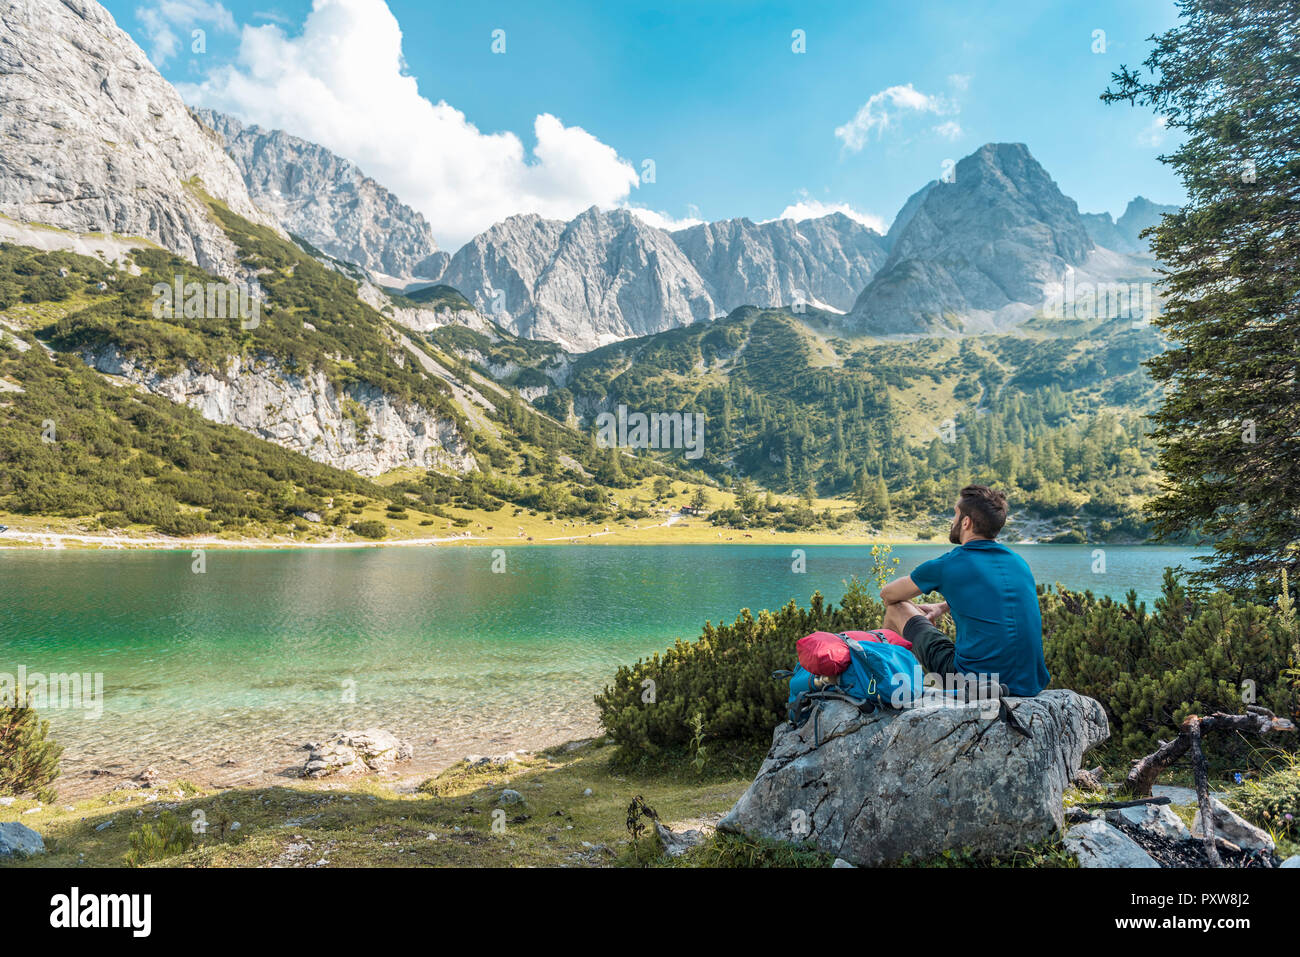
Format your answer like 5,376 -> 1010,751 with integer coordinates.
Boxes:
948,515 -> 962,545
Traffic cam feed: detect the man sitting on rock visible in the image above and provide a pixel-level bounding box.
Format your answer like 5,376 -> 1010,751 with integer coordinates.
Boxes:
878,484 -> 1049,698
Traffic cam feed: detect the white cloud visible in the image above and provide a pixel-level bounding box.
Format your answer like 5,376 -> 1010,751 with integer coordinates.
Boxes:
1138,116 -> 1168,148
766,198 -> 888,235
624,207 -> 706,232
136,0 -> 236,66
932,120 -> 963,140
948,73 -> 972,92
835,83 -> 954,152
180,0 -> 641,249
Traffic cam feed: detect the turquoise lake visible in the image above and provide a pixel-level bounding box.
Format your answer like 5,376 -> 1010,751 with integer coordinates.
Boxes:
0,544 -> 1205,794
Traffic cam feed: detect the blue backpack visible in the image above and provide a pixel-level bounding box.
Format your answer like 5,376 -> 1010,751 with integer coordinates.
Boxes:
775,633 -> 927,745
837,635 -> 926,708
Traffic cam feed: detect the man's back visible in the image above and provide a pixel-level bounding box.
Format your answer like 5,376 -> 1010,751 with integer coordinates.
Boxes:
910,540 -> 1049,696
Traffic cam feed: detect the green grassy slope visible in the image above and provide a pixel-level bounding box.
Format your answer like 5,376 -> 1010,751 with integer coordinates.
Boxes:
440,305 -> 1169,540
0,218 -> 702,540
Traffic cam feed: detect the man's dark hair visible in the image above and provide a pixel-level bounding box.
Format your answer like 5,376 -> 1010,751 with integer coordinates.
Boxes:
957,485 -> 1008,539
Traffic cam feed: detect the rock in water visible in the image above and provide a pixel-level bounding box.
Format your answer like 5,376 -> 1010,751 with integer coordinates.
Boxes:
302,729 -> 413,778
0,822 -> 45,858
1064,819 -> 1159,868
717,689 -> 1108,866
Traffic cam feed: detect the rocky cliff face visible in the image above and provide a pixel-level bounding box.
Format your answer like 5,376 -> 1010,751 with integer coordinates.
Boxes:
194,109 -> 446,281
848,143 -> 1096,335
84,346 -> 476,477
670,212 -> 886,313
356,281 -> 494,335
436,207 -> 717,352
881,181 -> 936,251
0,0 -> 278,278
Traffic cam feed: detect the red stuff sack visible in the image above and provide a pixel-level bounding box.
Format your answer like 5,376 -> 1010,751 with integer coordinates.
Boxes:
796,631 -> 851,676
841,628 -> 913,651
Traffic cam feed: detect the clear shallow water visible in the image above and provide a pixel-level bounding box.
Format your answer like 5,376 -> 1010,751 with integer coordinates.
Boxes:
0,544 -> 1204,794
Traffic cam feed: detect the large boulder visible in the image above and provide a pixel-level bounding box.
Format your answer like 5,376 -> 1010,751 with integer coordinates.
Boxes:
302,729 -> 413,778
0,822 -> 45,858
717,689 -> 1108,866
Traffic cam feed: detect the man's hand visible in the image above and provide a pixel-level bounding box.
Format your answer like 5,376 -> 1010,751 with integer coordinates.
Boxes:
916,602 -> 949,626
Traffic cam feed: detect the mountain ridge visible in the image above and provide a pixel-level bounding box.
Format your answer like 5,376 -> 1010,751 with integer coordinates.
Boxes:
192,109 -> 448,282
176,102 -> 1168,353
429,206 -> 716,351
670,212 -> 887,314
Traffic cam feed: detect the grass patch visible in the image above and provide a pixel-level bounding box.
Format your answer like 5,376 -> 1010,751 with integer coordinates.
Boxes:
663,831 -> 835,868
896,835 -> 1078,868
0,741 -> 754,869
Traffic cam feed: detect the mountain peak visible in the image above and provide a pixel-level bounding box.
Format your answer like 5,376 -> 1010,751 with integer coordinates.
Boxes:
847,142 -> 1094,335
670,212 -> 887,317
956,143 -> 1073,205
969,141 -> 1033,161
1117,195 -> 1177,231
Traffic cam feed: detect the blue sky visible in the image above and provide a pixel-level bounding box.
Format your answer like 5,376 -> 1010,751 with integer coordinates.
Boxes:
103,0 -> 1184,248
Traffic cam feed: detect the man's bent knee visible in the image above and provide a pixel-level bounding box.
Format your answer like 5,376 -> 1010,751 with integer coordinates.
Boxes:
883,600 -> 922,634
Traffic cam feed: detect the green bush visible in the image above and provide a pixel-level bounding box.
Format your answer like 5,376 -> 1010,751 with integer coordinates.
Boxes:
1229,756 -> 1300,842
597,566 -> 1300,767
1040,569 -> 1299,756
125,812 -> 194,867
595,578 -> 887,760
349,519 -> 388,540
0,691 -> 63,802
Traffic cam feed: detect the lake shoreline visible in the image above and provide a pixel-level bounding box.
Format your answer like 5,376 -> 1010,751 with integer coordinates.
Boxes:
0,522 -> 1153,551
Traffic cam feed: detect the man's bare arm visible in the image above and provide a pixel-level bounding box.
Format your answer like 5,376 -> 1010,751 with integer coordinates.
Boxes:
880,575 -> 921,605
881,576 -> 949,625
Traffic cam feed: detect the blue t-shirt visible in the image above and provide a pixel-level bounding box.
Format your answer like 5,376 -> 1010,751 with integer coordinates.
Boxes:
910,540 -> 1049,696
